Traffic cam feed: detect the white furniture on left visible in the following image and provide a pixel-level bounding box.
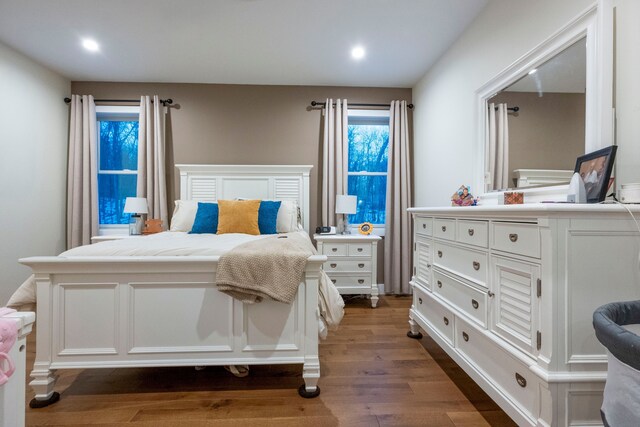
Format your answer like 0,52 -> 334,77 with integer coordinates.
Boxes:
20,164 -> 327,407
314,234 -> 381,308
0,311 -> 35,427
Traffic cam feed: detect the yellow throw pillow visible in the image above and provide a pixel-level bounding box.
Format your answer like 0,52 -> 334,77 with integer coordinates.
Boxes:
217,199 -> 261,235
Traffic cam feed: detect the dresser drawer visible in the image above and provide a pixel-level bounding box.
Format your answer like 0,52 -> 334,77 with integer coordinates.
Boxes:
433,269 -> 487,328
456,220 -> 488,248
456,318 -> 538,423
415,216 -> 433,236
433,241 -> 488,287
434,218 -> 456,241
348,243 -> 371,257
414,286 -> 454,345
321,242 -> 348,256
324,260 -> 371,273
492,222 -> 540,258
328,275 -> 371,290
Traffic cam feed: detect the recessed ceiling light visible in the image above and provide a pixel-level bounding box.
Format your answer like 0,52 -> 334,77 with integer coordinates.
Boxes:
82,38 -> 100,52
351,46 -> 365,60
528,68 -> 538,75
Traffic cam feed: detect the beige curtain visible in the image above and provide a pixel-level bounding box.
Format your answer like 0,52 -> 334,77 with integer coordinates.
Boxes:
487,102 -> 509,190
321,99 -> 348,226
137,95 -> 168,229
385,100 -> 412,295
66,95 -> 98,249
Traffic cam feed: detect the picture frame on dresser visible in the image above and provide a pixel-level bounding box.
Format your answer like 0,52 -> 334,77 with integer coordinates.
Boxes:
574,145 -> 617,203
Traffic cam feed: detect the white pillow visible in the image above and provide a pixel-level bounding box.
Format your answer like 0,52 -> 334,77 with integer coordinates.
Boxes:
277,200 -> 303,233
170,200 -> 199,232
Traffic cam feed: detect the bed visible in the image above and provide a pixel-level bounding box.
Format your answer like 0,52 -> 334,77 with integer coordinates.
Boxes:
19,164 -> 333,407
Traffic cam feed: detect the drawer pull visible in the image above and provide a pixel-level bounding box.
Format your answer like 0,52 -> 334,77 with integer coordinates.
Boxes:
331,279 -> 336,284
437,250 -> 443,258
462,332 -> 469,342
473,261 -> 480,270
441,225 -> 447,232
515,373 -> 527,388
427,263 -> 432,268
332,247 -> 338,252
330,263 -> 337,268
358,263 -> 365,268
468,228 -> 474,236
487,290 -> 495,298
471,299 -> 479,309
422,223 -> 426,229
437,280 -> 442,288
358,279 -> 365,284
418,297 -> 423,304
357,247 -> 363,252
509,233 -> 518,243
443,317 -> 449,326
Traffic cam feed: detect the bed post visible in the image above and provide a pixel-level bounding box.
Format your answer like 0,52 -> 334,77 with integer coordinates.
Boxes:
298,257 -> 324,398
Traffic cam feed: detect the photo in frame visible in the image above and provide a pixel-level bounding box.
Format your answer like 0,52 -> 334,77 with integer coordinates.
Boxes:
574,145 -> 617,203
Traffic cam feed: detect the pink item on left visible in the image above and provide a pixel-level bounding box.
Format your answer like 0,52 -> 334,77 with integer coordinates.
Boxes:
0,307 -> 18,385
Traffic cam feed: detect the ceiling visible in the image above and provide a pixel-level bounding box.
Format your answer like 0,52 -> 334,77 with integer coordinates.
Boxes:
0,0 -> 488,87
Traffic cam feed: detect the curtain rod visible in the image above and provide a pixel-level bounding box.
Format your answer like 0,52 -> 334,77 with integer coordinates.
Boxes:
63,97 -> 174,106
489,105 -> 519,112
310,100 -> 414,110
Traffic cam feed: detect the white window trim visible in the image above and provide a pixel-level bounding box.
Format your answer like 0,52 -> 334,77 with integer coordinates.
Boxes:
347,109 -> 390,236
96,106 -> 140,235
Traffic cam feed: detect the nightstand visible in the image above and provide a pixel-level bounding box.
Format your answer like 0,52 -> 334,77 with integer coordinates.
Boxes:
314,233 -> 381,308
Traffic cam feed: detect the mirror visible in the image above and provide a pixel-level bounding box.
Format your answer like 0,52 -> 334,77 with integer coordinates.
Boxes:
487,38 -> 586,190
476,3 -> 613,197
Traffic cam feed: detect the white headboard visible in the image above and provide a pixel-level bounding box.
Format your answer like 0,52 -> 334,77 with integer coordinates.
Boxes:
175,164 -> 313,232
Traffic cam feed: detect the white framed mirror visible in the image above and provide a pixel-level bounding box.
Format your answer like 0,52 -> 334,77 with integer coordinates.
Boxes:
475,1 -> 613,201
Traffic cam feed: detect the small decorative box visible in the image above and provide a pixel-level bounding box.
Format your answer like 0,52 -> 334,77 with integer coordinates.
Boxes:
504,192 -> 524,205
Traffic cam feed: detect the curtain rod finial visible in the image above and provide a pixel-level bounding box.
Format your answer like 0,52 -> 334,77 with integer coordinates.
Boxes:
64,97 -> 71,104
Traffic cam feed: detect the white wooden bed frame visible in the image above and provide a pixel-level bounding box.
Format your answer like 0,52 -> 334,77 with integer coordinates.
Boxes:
20,164 -> 327,407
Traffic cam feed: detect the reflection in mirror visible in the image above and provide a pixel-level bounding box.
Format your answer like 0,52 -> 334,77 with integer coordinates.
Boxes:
486,38 -> 586,191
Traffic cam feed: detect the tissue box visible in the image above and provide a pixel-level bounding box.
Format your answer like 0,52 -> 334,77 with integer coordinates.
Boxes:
504,192 -> 524,205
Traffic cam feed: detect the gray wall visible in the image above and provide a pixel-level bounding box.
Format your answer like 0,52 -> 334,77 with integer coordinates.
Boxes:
0,41 -> 70,305
72,82 -> 412,284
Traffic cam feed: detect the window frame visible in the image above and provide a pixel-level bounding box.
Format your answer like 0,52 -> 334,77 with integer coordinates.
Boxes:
95,105 -> 140,235
346,109 -> 390,236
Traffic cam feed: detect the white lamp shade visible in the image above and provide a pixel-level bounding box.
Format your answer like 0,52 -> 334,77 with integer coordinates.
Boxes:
335,195 -> 357,214
123,197 -> 149,214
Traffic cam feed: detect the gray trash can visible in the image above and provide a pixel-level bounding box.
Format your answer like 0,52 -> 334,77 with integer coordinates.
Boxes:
593,300 -> 640,427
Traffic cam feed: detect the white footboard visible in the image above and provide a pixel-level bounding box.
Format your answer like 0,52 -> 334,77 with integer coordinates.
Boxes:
20,255 -> 326,405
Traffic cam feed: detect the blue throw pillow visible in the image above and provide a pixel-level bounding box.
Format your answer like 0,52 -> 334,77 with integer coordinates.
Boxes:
189,202 -> 218,234
258,201 -> 281,234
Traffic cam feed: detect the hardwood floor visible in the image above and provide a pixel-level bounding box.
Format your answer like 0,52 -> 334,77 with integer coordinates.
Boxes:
24,296 -> 516,426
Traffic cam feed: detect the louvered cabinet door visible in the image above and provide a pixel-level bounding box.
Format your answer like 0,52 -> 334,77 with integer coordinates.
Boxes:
490,255 -> 541,357
414,236 -> 432,290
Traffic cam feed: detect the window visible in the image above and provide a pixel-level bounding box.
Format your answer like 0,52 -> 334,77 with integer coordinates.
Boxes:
347,109 -> 390,228
96,106 -> 140,230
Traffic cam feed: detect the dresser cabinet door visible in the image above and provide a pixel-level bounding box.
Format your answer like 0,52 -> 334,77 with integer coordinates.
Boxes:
414,237 -> 432,290
490,255 -> 541,357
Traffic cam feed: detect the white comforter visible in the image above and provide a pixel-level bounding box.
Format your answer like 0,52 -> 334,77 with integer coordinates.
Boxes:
9,231 -> 344,336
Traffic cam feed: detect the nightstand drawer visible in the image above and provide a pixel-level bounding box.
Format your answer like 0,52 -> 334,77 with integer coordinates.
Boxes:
492,222 -> 540,258
433,269 -> 487,328
324,260 -> 371,272
434,218 -> 456,241
321,243 -> 348,256
348,243 -> 371,257
328,275 -> 372,289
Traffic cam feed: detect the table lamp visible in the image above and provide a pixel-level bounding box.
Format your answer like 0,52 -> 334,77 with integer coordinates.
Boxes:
335,195 -> 357,234
123,197 -> 149,235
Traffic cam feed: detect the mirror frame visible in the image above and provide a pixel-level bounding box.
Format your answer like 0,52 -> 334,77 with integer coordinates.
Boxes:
474,0 -> 613,202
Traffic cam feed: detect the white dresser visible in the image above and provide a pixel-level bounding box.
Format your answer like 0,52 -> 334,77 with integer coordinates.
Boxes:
408,204 -> 640,427
0,311 -> 35,427
314,234 -> 381,308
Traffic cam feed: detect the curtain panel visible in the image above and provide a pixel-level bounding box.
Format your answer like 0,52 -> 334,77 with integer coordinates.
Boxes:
138,95 -> 168,229
321,99 -> 349,227
66,94 -> 98,249
487,103 -> 510,191
384,100 -> 412,295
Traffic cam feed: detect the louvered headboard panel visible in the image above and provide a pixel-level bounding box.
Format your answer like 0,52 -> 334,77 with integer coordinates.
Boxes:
176,164 -> 313,232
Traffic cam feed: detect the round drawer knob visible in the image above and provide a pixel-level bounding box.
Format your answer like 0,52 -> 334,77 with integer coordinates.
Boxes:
357,248 -> 363,252
441,226 -> 447,232
418,297 -> 423,304
332,248 -> 338,252
443,317 -> 449,326
468,228 -> 474,236
471,299 -> 479,309
437,280 -> 442,288
437,250 -> 443,258
487,290 -> 495,298
358,263 -> 365,268
358,279 -> 365,284
331,279 -> 336,284
509,233 -> 519,243
422,224 -> 426,229
473,261 -> 480,271
462,332 -> 469,342
515,373 -> 527,388
330,263 -> 337,268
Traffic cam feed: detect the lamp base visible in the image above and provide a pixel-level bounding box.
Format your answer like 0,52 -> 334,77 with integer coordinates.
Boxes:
129,215 -> 144,235
341,215 -> 352,235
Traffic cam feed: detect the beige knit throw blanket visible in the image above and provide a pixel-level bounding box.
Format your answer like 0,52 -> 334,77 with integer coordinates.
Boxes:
216,233 -> 314,304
